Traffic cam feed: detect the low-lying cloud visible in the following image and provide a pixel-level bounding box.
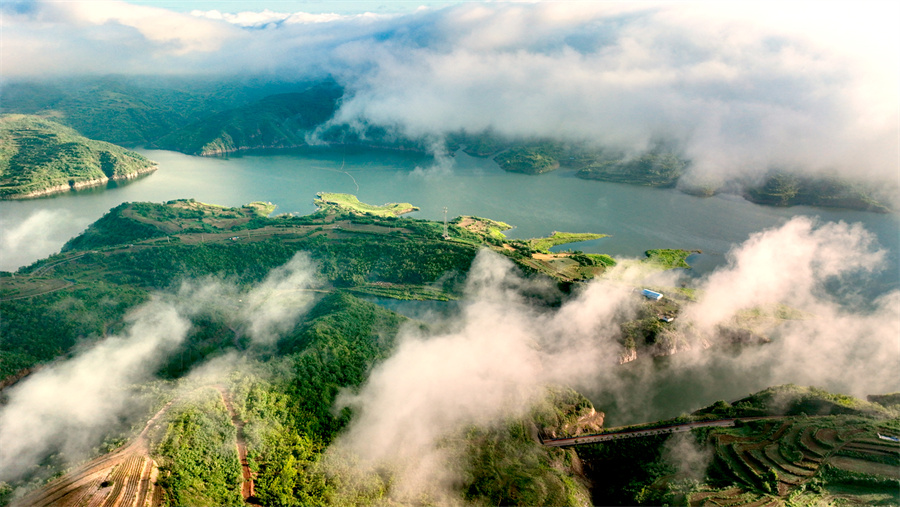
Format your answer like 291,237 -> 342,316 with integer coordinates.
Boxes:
331,216 -> 899,501
330,249 -> 638,502
0,209 -> 88,272
0,299 -> 189,482
0,252 -> 319,482
3,1 -> 898,187
681,216 -> 900,397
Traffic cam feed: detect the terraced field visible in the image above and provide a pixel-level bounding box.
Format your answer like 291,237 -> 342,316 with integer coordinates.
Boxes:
689,416 -> 900,506
12,401 -> 172,507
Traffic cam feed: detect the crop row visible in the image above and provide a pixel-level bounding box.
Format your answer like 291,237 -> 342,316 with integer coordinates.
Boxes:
98,454 -> 146,507
688,486 -> 778,507
708,419 -> 871,498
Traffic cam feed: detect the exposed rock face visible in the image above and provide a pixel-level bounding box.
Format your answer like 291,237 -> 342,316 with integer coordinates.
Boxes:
618,348 -> 638,364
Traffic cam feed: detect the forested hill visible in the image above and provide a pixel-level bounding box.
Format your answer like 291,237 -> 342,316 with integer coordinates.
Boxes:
1,198 -> 898,506
0,198 -> 597,506
152,83 -> 343,155
0,114 -> 156,199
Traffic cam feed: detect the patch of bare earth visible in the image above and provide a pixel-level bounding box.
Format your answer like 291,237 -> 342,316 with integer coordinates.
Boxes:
215,386 -> 259,506
13,401 -> 173,507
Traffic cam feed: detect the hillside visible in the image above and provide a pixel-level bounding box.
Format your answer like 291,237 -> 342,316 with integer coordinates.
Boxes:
0,197 -> 607,506
575,151 -> 686,188
0,114 -> 157,199
1,198 -> 897,506
742,172 -> 893,213
0,76 -> 310,146
152,83 -> 342,155
0,76 -> 893,212
580,385 -> 899,506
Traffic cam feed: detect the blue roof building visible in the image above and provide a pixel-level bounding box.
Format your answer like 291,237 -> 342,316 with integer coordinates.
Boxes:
642,289 -> 663,300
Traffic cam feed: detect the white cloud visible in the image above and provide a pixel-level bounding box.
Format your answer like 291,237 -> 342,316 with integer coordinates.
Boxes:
0,209 -> 87,271
0,252 -> 321,482
2,1 -> 897,186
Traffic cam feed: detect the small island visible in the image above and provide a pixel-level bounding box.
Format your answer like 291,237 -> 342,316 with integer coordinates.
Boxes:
0,114 -> 157,200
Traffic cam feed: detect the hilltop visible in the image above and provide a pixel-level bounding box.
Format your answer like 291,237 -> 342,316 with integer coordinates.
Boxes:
0,114 -> 156,199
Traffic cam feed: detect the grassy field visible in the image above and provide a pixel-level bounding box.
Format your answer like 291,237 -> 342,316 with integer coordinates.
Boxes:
528,232 -> 608,253
314,192 -> 419,217
643,249 -> 697,269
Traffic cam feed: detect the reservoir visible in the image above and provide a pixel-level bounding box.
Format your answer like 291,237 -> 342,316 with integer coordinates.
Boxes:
2,147 -> 897,424
3,146 -> 898,290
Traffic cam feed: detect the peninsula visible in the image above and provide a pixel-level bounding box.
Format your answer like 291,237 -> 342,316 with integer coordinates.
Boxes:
0,114 -> 157,199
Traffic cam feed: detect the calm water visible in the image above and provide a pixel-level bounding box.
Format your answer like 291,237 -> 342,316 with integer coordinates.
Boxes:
3,146 -> 897,285
2,147 -> 897,423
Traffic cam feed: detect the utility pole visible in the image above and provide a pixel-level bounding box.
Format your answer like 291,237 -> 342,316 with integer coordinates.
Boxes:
442,207 -> 449,239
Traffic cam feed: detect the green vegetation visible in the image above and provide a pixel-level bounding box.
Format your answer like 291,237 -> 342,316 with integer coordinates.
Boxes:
61,203 -> 169,252
0,114 -> 156,198
723,384 -> 897,419
244,201 -> 277,216
4,197 -> 897,507
495,142 -> 564,174
446,129 -> 511,157
1,76 -> 890,212
868,393 -> 900,408
643,249 -> 695,269
572,253 -> 617,268
0,282 -> 147,380
464,419 -> 590,506
575,151 -> 686,188
154,388 -> 244,506
0,76 -> 322,146
1,198 -> 479,386
529,232 -> 608,253
452,216 -> 512,242
154,83 -> 342,155
314,192 -> 418,217
744,171 -> 893,213
577,386 -> 900,505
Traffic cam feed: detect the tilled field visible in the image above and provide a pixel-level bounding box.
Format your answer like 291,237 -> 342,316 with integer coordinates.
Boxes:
689,416 -> 900,506
12,401 -> 172,507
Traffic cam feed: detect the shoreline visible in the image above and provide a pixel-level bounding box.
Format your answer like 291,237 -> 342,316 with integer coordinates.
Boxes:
0,165 -> 158,200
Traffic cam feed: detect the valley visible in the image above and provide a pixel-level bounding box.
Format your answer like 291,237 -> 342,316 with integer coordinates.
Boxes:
1,195 -> 897,506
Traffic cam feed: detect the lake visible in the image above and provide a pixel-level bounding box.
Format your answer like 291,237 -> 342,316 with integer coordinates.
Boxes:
3,146 -> 897,287
2,147 -> 897,424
